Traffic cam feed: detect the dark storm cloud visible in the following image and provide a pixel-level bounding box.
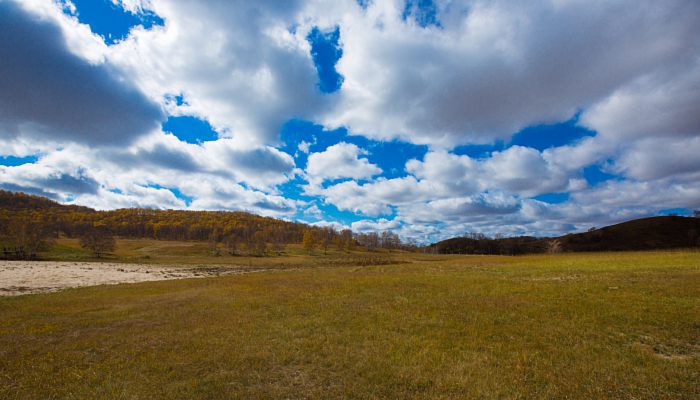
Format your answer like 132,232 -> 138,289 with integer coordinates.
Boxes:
0,1 -> 163,146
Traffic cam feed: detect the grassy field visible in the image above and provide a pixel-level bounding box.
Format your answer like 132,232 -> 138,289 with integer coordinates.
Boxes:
40,237 -> 410,268
1,250 -> 698,399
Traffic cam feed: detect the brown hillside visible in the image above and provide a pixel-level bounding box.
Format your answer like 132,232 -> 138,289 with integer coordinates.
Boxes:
558,216 -> 700,251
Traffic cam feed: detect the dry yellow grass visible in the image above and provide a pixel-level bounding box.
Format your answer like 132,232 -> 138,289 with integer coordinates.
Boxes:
1,250 -> 698,399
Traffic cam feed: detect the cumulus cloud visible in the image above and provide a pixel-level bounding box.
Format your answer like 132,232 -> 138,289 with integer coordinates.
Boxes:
109,0 -> 328,146
0,161 -> 99,201
71,186 -> 187,210
484,146 -> 570,196
2,0 -> 699,241
611,137 -> 700,181
0,0 -> 163,147
574,57 -> 700,183
184,177 -> 299,216
351,218 -> 401,232
0,130 -> 298,215
315,180 -> 392,217
98,133 -> 296,190
581,60 -> 700,141
316,146 -> 577,217
306,142 -> 381,183
321,0 -> 700,147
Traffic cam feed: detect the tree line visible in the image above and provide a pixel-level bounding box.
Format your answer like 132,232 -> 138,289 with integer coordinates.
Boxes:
426,232 -> 546,255
0,190 -> 417,259
427,215 -> 700,255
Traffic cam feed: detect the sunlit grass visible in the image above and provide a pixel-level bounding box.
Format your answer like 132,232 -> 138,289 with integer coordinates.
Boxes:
1,251 -> 698,399
42,237 -> 398,267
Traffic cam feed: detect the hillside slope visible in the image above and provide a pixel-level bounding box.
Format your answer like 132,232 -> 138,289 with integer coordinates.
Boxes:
558,216 -> 700,252
0,190 -> 93,212
430,216 -> 700,254
0,190 -> 308,243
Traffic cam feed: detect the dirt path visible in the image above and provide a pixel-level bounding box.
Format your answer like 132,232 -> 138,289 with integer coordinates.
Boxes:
0,261 -> 259,296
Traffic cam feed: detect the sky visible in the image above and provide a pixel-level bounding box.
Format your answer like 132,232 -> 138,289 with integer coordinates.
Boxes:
1,0 -> 699,243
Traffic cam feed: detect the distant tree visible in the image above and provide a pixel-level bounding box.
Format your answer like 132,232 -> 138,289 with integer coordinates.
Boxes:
225,235 -> 240,256
319,227 -> 333,254
693,210 -> 700,218
333,235 -> 343,251
270,238 -> 286,255
340,229 -> 354,252
2,220 -> 54,260
404,237 -> 419,252
380,230 -> 400,250
79,226 -> 116,258
688,229 -> 699,247
250,231 -> 267,256
361,232 -> 380,251
208,229 -> 221,256
546,239 -> 563,254
302,230 -> 316,254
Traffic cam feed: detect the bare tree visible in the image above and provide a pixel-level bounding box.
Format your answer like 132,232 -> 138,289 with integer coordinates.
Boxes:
225,235 -> 240,256
80,226 -> 116,258
270,240 -> 286,255
340,229 -> 354,252
2,220 -> 54,260
319,227 -> 333,254
250,231 -> 267,256
302,230 -> 316,254
208,229 -> 221,256
546,239 -> 563,254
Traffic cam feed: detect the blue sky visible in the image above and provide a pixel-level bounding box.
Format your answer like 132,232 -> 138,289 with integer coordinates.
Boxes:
1,0 -> 699,242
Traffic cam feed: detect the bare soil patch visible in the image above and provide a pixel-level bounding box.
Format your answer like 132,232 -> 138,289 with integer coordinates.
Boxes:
0,261 -> 259,296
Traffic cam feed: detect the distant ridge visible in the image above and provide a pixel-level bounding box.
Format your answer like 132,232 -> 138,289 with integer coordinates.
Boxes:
0,189 -> 308,243
430,216 -> 700,254
0,190 -> 416,253
556,216 -> 700,252
2,190 -> 699,253
0,190 -> 93,212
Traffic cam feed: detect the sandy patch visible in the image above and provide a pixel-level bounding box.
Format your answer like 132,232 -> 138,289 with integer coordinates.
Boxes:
0,261 -> 261,296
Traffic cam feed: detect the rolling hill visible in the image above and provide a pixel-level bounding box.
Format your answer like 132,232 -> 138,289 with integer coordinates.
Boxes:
2,190 -> 699,254
430,216 -> 700,254
557,216 -> 700,252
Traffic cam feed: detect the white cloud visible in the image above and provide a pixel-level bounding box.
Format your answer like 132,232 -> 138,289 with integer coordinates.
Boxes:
351,218 -> 401,233
3,0 -> 700,240
0,132 -> 298,215
484,146 -> 570,196
308,219 -> 349,232
321,0 -> 700,147
108,0 -> 328,147
581,60 -> 700,141
305,142 -> 381,183
297,140 -> 312,154
70,186 -> 186,210
0,1 -> 162,147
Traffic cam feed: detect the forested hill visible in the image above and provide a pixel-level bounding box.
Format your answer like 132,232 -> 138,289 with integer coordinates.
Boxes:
0,189 -> 309,243
429,216 -> 700,254
0,190 -> 93,212
4,190 -> 698,255
555,216 -> 700,252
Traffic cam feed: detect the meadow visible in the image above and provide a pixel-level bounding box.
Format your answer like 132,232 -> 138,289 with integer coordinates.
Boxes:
0,246 -> 698,399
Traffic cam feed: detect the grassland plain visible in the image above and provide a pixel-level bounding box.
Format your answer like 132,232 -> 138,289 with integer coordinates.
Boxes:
0,250 -> 698,399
